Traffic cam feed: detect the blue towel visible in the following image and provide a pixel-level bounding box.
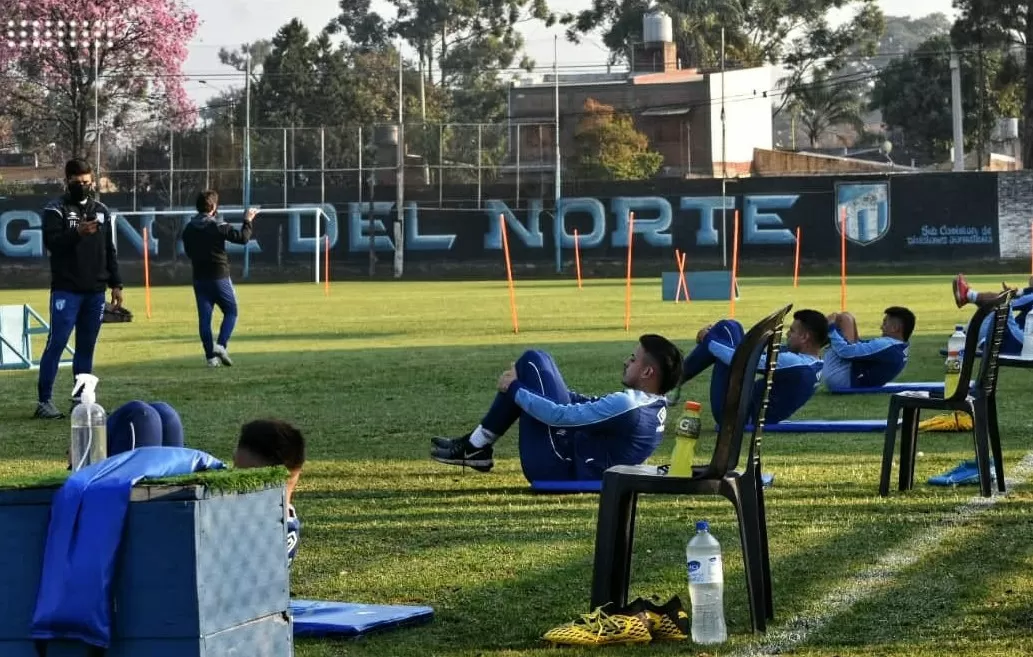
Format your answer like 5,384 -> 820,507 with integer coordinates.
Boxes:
30,447 -> 224,648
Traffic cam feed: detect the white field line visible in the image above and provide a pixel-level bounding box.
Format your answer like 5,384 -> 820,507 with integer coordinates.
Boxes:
732,452 -> 1033,657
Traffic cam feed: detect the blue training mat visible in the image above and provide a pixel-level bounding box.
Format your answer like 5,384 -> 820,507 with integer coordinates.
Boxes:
828,381 -> 947,395
531,474 -> 775,490
290,600 -> 434,638
720,419 -> 892,433
530,479 -> 603,493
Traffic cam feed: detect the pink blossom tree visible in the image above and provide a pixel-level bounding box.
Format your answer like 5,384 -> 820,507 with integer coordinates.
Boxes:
0,0 -> 199,162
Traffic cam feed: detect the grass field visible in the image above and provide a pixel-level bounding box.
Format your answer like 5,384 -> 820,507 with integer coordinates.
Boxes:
2,272 -> 1033,657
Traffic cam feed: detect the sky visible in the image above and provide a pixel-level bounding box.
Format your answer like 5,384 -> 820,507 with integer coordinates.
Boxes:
181,0 -> 958,104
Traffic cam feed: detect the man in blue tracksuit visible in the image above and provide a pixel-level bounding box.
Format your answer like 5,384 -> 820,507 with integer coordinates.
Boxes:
953,273 -> 1033,354
35,158 -> 123,419
430,335 -> 683,482
181,190 -> 256,367
822,306 -> 915,389
675,309 -> 828,425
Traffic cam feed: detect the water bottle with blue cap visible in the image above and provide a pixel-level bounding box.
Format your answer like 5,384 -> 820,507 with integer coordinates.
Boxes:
686,520 -> 727,644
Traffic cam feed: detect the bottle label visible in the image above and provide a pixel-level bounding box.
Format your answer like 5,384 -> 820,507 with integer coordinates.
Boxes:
677,414 -> 701,438
687,555 -> 724,584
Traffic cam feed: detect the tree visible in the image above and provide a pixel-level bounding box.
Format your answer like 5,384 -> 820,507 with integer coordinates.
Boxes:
562,0 -> 884,113
869,34 -> 1017,163
789,68 -> 867,147
572,98 -> 663,180
0,0 -> 199,160
327,0 -> 555,123
951,0 -> 1031,167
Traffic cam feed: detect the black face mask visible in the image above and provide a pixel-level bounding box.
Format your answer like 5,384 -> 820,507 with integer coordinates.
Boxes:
67,181 -> 94,204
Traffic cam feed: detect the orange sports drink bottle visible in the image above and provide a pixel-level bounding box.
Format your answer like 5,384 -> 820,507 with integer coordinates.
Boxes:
669,401 -> 702,477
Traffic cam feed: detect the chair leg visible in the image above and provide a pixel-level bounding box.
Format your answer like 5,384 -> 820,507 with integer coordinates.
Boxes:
589,479 -> 639,610
986,395 -> 1006,493
880,399 -> 903,497
728,480 -> 766,634
972,401 -> 994,498
752,467 -> 773,621
898,406 -> 921,492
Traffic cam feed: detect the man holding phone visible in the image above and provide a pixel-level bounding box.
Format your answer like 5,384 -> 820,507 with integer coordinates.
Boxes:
35,158 -> 123,419
181,190 -> 257,367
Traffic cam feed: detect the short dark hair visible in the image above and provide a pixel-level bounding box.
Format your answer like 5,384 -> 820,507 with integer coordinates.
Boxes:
65,158 -> 93,179
793,309 -> 829,347
884,306 -> 916,341
237,419 -> 306,472
196,190 -> 219,215
639,334 -> 683,394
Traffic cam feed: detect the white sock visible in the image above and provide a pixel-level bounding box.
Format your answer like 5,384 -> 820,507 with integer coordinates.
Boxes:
469,425 -> 497,448
967,290 -> 979,303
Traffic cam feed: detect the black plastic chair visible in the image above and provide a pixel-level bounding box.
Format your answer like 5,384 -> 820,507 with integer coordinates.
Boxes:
588,304 -> 792,634
880,290 -> 1015,498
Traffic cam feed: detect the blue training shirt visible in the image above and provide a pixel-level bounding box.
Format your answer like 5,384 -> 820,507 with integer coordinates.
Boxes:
287,504 -> 301,568
707,341 -> 823,424
506,382 -> 669,480
826,327 -> 909,388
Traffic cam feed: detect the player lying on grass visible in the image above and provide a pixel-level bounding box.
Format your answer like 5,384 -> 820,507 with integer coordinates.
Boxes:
430,335 -> 683,482
104,403 -> 306,566
821,307 -> 915,390
671,310 -> 828,425
953,273 -> 1033,355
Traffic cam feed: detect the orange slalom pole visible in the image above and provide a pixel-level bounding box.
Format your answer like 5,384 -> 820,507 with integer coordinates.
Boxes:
730,211 -> 740,319
840,207 -> 848,312
324,236 -> 330,297
624,212 -> 635,331
574,229 -> 583,290
678,250 -> 690,302
793,226 -> 801,288
142,227 -> 152,319
500,214 -> 519,334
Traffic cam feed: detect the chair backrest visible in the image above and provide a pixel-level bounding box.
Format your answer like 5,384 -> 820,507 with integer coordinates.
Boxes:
704,304 -> 793,478
966,290 -> 1016,399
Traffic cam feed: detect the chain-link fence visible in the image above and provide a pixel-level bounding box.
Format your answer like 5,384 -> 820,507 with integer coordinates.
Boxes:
95,121 -> 561,209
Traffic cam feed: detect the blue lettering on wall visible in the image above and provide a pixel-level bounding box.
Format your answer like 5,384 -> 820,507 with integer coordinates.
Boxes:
0,211 -> 43,257
555,198 -> 605,249
115,210 -> 159,256
484,200 -> 544,249
405,202 -> 456,251
348,202 -> 396,253
680,197 -> 734,246
611,197 -> 672,247
744,195 -> 798,245
287,203 -> 339,253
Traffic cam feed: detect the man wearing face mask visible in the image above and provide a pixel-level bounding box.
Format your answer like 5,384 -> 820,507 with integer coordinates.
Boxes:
34,158 -> 124,419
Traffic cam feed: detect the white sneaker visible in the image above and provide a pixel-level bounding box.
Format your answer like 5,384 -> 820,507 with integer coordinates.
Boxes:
213,344 -> 233,367
207,357 -> 221,367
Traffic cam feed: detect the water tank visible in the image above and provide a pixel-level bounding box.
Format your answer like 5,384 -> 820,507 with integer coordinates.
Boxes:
374,124 -> 398,147
998,117 -> 1019,140
643,11 -> 673,45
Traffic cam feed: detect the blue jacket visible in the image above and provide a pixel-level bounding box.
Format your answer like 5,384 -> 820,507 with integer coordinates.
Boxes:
827,327 -> 909,388
31,447 -> 224,648
707,340 -> 824,424
506,383 -> 669,479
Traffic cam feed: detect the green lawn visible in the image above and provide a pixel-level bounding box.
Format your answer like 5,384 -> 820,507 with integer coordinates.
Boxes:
2,272 -> 1032,657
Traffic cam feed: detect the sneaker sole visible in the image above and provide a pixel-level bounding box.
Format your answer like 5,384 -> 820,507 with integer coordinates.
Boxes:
216,351 -> 233,366
953,277 -> 966,308
431,455 -> 494,472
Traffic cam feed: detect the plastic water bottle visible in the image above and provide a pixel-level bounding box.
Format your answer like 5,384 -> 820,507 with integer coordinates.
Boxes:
1021,318 -> 1033,360
669,400 -> 701,477
686,520 -> 727,644
944,325 -> 966,397
70,374 -> 107,472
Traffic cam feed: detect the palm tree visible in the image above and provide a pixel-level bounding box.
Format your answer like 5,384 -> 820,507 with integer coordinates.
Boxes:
789,68 -> 868,148
657,0 -> 746,69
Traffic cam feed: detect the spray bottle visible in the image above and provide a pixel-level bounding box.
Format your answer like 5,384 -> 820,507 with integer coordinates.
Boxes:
70,374 -> 107,472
